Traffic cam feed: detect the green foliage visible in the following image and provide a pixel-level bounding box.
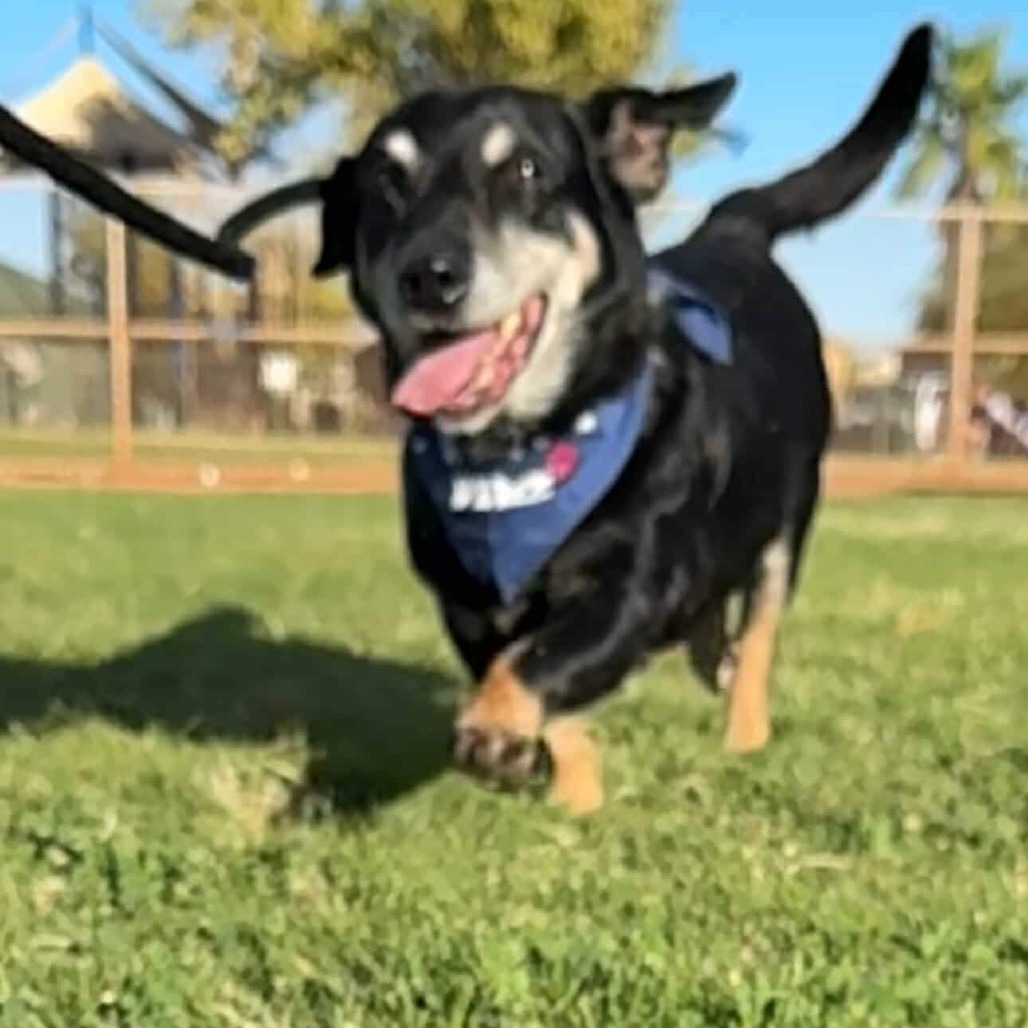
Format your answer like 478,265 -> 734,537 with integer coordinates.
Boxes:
919,224 -> 1028,335
145,0 -> 675,159
0,493 -> 1027,1025
905,24 -> 1028,384
897,25 -> 1028,202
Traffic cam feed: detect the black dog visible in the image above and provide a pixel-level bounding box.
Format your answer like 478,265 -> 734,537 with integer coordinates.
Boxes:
0,25 -> 932,813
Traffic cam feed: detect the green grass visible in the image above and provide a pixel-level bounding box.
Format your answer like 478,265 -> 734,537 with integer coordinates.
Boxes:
0,493 -> 1025,1027
0,428 -> 398,465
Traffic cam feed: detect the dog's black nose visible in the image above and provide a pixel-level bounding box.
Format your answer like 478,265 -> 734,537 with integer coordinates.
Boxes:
400,250 -> 470,313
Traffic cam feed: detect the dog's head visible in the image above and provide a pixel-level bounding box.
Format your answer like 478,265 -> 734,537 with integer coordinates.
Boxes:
0,68 -> 732,439
215,75 -> 736,436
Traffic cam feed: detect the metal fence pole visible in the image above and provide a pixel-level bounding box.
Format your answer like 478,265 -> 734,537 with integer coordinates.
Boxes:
946,207 -> 983,465
105,217 -> 133,469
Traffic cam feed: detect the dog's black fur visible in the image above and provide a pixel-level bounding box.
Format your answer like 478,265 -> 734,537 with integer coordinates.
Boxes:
0,25 -> 933,811
311,26 -> 929,809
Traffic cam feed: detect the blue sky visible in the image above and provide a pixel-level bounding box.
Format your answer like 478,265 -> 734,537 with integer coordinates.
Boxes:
1,0 -> 1026,353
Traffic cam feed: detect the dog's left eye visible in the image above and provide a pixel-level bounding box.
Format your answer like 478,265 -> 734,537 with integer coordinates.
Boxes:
505,152 -> 546,191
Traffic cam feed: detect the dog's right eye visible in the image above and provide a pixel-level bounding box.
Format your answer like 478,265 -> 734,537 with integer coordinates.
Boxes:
375,164 -> 409,212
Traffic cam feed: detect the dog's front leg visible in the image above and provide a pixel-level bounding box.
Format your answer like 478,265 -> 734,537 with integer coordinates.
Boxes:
453,566 -> 658,814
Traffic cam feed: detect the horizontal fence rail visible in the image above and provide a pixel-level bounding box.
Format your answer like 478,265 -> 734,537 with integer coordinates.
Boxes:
1,179 -> 1027,496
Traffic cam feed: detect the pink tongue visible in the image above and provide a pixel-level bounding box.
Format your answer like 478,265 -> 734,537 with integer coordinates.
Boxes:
391,328 -> 498,416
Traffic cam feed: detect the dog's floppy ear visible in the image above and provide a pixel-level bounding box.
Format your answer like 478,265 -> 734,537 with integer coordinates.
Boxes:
312,157 -> 358,278
581,73 -> 738,203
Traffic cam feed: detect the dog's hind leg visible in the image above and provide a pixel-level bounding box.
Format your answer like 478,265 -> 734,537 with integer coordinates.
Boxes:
724,537 -> 791,753
686,587 -> 754,693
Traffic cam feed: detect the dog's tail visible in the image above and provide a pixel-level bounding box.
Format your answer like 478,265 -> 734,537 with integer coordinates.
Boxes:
704,23 -> 933,247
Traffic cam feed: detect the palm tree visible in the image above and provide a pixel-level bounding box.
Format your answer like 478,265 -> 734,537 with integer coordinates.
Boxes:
897,26 -> 1027,205
896,26 -> 1028,336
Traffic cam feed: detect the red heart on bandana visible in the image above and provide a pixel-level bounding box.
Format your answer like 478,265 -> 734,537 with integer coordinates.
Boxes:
545,441 -> 579,484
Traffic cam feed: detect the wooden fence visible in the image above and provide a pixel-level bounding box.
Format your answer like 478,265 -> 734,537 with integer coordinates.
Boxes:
1,185 -> 1027,496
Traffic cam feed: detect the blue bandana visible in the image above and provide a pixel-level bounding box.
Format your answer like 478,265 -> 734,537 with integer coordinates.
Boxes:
646,267 -> 734,366
402,269 -> 732,602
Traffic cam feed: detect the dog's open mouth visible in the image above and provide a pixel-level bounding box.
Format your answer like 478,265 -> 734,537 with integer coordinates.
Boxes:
391,295 -> 547,418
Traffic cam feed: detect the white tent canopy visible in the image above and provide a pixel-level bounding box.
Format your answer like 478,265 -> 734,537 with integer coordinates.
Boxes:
0,10 -> 253,178
3,55 -> 199,174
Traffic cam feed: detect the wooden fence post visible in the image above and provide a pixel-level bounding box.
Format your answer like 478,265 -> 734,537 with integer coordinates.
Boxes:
946,206 -> 983,464
106,217 -> 133,470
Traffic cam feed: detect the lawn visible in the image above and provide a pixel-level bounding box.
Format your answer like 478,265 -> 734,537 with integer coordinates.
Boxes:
0,428 -> 399,466
0,492 -> 1025,1027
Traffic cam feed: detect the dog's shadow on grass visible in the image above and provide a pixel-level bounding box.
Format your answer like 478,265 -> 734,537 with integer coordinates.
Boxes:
0,605 -> 457,816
